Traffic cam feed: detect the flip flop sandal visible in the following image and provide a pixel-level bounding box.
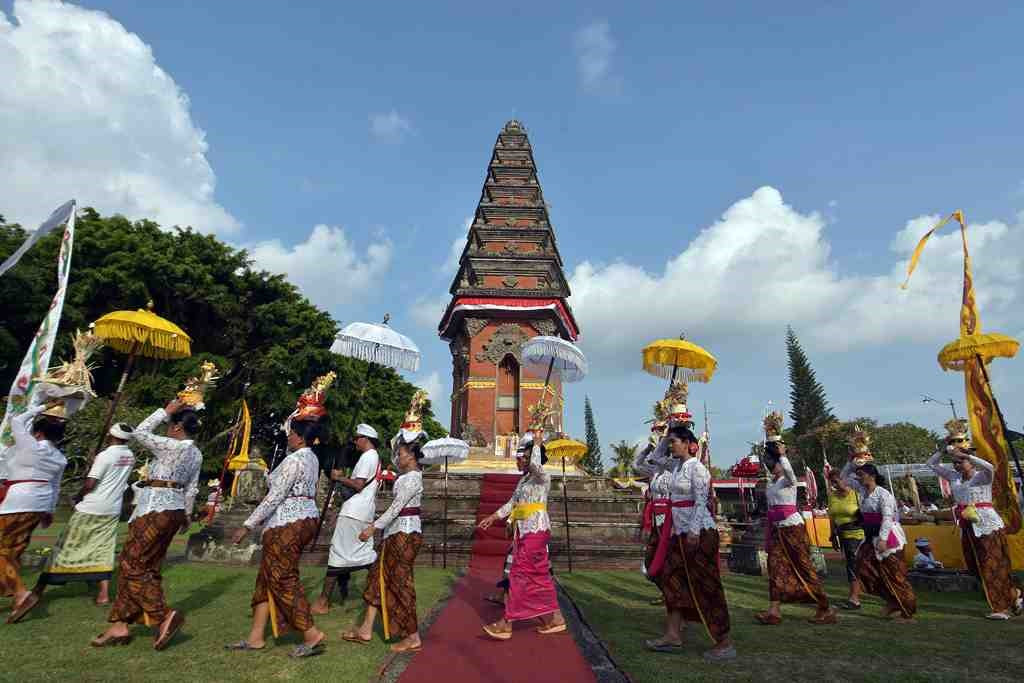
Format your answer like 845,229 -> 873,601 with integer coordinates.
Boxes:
536,623 -> 567,635
389,642 -> 423,653
91,633 -> 133,648
644,639 -> 683,653
985,612 -> 1011,621
754,612 -> 781,625
225,640 -> 266,650
153,611 -> 184,651
703,645 -> 737,662
839,600 -> 862,610
341,631 -> 371,644
482,624 -> 512,640
6,593 -> 39,624
289,642 -> 326,658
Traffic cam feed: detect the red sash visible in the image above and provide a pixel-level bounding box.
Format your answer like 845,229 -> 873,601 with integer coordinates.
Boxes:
0,479 -> 48,505
862,512 -> 900,549
398,507 -> 421,517
954,502 -> 994,528
647,499 -> 695,577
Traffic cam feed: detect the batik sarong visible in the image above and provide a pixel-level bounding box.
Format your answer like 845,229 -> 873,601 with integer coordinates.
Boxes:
37,511 -> 119,585
504,530 -> 558,621
855,542 -> 917,617
107,509 -> 186,624
767,524 -> 829,608
253,517 -> 318,633
962,526 -> 1021,613
656,528 -> 730,643
363,531 -> 423,638
0,511 -> 43,597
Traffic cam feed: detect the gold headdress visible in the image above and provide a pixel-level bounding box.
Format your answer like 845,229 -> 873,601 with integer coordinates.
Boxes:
763,411 -> 784,443
943,418 -> 969,443
664,380 -> 691,422
847,424 -> 873,465
290,371 -> 336,423
528,399 -> 556,432
177,361 -> 219,409
34,330 -> 104,420
392,389 -> 429,449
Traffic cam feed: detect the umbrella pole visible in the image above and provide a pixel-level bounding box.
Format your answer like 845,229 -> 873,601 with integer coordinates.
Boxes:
443,456 -> 449,569
975,355 -> 1024,491
668,363 -> 678,390
91,342 -> 140,461
562,456 -> 573,573
309,362 -> 375,551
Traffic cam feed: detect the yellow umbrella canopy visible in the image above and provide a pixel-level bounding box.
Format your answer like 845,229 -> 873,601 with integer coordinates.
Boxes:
546,438 -> 588,463
937,332 -> 1019,372
642,338 -> 717,383
92,303 -> 191,359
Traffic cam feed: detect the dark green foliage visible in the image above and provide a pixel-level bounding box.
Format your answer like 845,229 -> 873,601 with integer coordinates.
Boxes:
581,396 -> 604,475
0,210 -> 444,473
785,326 -> 835,438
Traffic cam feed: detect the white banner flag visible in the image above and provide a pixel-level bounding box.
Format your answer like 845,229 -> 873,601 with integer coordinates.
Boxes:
0,200 -> 76,277
0,200 -> 77,460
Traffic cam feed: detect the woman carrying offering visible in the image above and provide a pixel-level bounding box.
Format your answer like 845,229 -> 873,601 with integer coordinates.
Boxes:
479,428 -> 566,640
756,412 -> 835,625
343,439 -> 425,653
927,419 -> 1022,620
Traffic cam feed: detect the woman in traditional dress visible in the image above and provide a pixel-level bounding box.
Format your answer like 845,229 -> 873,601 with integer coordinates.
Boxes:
927,419 -> 1023,620
756,413 -> 835,625
640,425 -> 735,662
342,439 -> 425,653
227,418 -> 326,657
479,429 -> 567,640
841,460 -> 917,621
826,468 -> 864,610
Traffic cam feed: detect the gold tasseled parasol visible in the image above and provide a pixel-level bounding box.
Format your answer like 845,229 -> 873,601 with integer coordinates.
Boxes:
642,336 -> 717,383
937,332 -> 1019,371
545,438 -> 588,463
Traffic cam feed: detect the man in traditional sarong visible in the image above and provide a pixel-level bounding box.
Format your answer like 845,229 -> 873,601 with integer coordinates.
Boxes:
312,424 -> 381,614
2,400 -> 67,623
91,399 -> 202,648
479,429 -> 567,641
29,423 -> 135,610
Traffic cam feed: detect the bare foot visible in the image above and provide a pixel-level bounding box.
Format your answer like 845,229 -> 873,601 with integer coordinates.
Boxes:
310,598 -> 330,615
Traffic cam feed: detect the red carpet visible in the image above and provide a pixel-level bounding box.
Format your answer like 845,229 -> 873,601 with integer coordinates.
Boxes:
398,474 -> 596,683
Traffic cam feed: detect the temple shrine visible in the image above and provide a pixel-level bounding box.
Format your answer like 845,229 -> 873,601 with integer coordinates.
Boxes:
439,120 -> 580,473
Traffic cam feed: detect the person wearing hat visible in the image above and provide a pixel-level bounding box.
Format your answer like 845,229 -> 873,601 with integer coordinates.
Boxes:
840,458 -> 917,621
479,428 -> 566,641
312,423 -> 381,614
927,419 -> 1023,620
25,423 -> 137,615
0,396 -> 67,624
912,538 -> 944,570
756,413 -> 835,626
92,370 -> 211,649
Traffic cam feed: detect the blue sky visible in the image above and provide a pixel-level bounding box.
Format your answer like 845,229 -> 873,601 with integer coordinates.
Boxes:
3,1 -> 1023,468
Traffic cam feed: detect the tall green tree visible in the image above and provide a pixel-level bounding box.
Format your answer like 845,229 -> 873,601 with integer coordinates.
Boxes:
581,396 -> 604,475
786,326 -> 835,438
0,210 -> 445,473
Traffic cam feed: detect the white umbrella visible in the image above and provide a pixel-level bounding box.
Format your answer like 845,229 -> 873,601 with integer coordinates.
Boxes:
520,336 -> 587,383
421,437 -> 470,569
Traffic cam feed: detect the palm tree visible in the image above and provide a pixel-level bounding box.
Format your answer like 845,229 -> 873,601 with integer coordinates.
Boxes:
610,440 -> 638,478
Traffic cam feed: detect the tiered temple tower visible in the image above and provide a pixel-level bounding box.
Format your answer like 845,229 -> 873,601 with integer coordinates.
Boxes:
439,120 -> 579,455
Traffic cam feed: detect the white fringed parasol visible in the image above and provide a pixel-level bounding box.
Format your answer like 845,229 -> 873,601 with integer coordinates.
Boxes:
421,436 -> 470,568
331,319 -> 421,372
520,336 -> 587,383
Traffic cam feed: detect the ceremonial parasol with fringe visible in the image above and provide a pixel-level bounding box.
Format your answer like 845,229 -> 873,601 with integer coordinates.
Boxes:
520,336 -> 587,433
545,437 -> 587,572
422,437 -> 470,568
311,314 -> 422,548
642,335 -> 717,386
902,209 -> 1023,531
90,302 -> 191,458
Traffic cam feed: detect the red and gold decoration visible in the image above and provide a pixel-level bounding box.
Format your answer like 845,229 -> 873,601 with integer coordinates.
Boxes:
847,425 -> 873,467
177,361 -> 219,409
763,411 -> 784,444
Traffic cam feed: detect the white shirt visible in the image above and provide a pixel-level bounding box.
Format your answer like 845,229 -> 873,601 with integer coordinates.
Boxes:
633,442 -> 671,527
633,443 -> 716,535
340,448 -> 380,523
497,446 -> 551,536
75,444 -> 135,517
927,451 -> 1005,537
374,469 -> 423,538
130,409 -> 202,521
0,404 -> 66,515
913,551 -> 944,569
766,456 -> 804,527
244,447 -> 319,533
842,462 -> 906,560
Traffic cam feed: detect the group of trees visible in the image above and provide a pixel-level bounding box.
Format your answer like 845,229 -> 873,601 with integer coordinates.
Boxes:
1,210 -> 444,475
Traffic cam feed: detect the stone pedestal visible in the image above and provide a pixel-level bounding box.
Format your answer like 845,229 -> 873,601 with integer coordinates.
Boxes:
186,465 -> 268,565
725,520 -> 827,576
908,569 -> 980,592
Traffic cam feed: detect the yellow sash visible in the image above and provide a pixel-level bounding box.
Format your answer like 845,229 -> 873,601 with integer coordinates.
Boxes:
510,503 -> 545,521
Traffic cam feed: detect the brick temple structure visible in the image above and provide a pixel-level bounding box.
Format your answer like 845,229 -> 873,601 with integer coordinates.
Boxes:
438,120 -> 580,462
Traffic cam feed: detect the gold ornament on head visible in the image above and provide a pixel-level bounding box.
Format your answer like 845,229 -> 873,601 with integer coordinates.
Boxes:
402,389 -> 428,431
664,380 -> 691,421
291,371 -> 336,422
528,399 -> 556,432
763,411 -> 784,443
35,329 -> 105,419
943,418 -> 969,443
847,424 -> 873,465
177,361 -> 219,409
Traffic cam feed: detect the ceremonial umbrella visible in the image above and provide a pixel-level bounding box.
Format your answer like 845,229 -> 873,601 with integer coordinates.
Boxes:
311,315 -> 421,547
520,336 -> 587,435
421,437 -> 470,568
545,437 -> 587,572
641,335 -> 717,385
90,302 -> 191,458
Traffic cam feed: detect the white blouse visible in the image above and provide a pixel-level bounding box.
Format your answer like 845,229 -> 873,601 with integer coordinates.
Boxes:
373,469 -> 423,538
0,403 -> 66,515
634,443 -> 715,536
766,456 -> 804,527
496,446 -> 551,536
130,409 -> 202,521
244,447 -> 319,533
634,441 -> 672,527
842,462 -> 906,559
927,451 -> 1004,537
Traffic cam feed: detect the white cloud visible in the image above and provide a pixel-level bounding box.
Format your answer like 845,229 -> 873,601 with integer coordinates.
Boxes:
0,0 -> 239,234
440,217 -> 472,274
369,110 -> 412,142
248,224 -> 392,313
569,187 -> 1024,361
413,371 -> 446,412
574,20 -> 617,92
410,292 -> 450,330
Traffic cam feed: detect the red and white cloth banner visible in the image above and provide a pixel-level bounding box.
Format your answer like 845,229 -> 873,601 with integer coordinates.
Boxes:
804,468 -> 819,508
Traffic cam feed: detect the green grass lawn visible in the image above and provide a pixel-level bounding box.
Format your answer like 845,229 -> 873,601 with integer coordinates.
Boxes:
0,563 -> 455,682
559,570 -> 1024,683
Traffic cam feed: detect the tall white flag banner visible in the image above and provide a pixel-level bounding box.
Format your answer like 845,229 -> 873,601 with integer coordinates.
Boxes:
0,200 -> 76,277
0,200 -> 77,461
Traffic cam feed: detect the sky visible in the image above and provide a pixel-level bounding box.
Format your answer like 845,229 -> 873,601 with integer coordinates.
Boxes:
3,0 -> 1023,470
